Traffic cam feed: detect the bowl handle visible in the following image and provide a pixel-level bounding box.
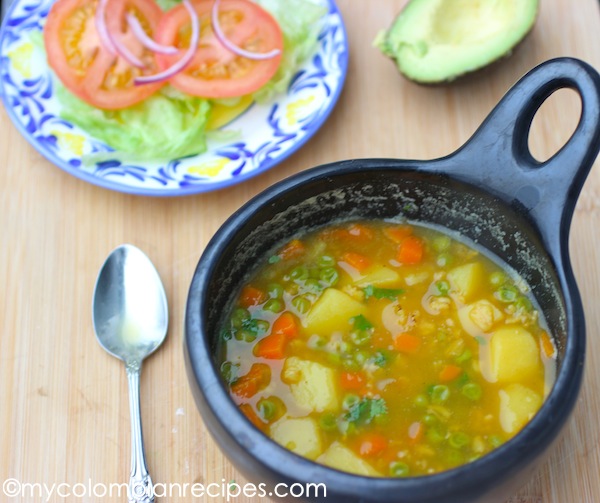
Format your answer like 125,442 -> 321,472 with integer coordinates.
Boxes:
444,57 -> 600,249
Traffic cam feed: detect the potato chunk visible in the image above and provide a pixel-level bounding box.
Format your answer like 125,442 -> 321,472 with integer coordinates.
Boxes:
458,300 -> 504,336
317,441 -> 381,476
447,263 -> 484,302
271,417 -> 323,459
282,357 -> 339,412
353,266 -> 400,288
490,326 -> 541,382
304,288 -> 366,335
499,384 -> 542,434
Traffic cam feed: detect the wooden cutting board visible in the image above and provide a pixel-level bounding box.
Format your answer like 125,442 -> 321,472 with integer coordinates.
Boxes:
1,0 -> 600,502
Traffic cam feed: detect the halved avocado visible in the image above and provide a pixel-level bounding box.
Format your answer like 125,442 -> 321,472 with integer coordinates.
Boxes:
374,0 -> 539,83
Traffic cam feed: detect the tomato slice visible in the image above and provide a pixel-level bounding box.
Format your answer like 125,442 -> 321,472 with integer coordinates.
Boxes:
155,0 -> 283,98
44,0 -> 165,109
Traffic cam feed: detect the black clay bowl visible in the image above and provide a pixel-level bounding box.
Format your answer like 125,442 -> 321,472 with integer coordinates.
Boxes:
184,58 -> 600,503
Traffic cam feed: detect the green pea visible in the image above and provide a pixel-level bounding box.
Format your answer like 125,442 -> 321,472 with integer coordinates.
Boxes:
304,278 -> 321,292
432,235 -> 452,252
220,328 -> 233,341
235,329 -> 257,343
231,307 -> 250,328
342,394 -> 360,410
292,295 -> 311,314
319,267 -> 340,286
255,320 -> 270,335
435,280 -> 450,296
290,265 -> 309,281
267,283 -> 283,299
496,284 -> 518,303
309,266 -> 321,279
437,253 -> 452,267
319,413 -> 338,432
454,348 -> 472,364
431,385 -> 450,404
489,271 -> 507,287
264,298 -> 284,313
516,295 -> 533,312
354,350 -> 369,366
258,399 -> 277,421
423,413 -> 437,426
426,427 -> 445,444
337,419 -> 356,436
220,361 -> 238,384
308,335 -> 327,349
449,432 -> 470,449
414,394 -> 429,407
318,255 -> 336,268
461,382 -> 482,401
390,462 -> 410,477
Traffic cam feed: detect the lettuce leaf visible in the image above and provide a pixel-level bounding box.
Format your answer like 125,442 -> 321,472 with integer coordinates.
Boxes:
252,0 -> 327,102
57,85 -> 211,162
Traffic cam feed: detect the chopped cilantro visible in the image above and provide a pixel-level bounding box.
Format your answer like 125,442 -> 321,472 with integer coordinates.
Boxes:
241,318 -> 268,336
352,314 -> 374,331
371,350 -> 393,367
345,397 -> 388,425
268,255 -> 281,264
363,285 -> 405,300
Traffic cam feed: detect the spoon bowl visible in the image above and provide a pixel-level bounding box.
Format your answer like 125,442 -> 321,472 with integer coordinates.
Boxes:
93,244 -> 168,365
93,244 -> 168,503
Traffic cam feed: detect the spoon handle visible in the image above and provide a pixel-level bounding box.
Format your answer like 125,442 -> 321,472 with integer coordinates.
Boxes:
126,364 -> 155,503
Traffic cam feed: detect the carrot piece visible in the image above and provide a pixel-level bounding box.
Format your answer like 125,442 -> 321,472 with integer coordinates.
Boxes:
239,403 -> 266,431
384,225 -> 413,244
272,312 -> 299,339
340,371 -> 366,391
394,333 -> 421,353
347,223 -> 375,241
408,421 -> 424,443
239,285 -> 267,308
278,239 -> 305,260
439,364 -> 463,382
397,236 -> 424,264
342,252 -> 372,272
231,363 -> 271,399
540,331 -> 556,358
253,332 -> 287,359
358,433 -> 388,457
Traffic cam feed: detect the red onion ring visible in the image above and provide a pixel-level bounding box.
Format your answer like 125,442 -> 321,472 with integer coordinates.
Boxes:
95,0 -> 145,68
127,13 -> 179,55
134,0 -> 199,85
108,33 -> 146,68
94,0 -> 117,56
211,0 -> 281,60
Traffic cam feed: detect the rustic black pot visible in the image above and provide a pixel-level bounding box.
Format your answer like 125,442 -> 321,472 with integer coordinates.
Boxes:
184,58 -> 600,503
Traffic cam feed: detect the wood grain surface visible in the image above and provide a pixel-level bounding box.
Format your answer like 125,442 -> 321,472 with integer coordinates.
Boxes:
1,1 -> 600,502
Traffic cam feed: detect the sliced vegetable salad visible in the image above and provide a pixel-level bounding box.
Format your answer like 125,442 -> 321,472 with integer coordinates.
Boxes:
42,0 -> 326,160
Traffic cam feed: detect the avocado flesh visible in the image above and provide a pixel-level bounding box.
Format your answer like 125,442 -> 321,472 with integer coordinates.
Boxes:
375,0 -> 539,83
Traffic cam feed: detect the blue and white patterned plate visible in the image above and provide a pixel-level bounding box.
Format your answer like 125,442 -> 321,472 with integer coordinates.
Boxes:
0,0 -> 348,196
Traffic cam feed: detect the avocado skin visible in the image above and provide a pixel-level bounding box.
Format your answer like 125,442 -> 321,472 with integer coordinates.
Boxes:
374,0 -> 539,84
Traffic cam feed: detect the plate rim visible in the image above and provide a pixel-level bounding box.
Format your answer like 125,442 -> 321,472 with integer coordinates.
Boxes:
0,0 -> 349,197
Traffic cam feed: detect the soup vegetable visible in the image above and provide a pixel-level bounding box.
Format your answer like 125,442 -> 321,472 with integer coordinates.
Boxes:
219,220 -> 556,477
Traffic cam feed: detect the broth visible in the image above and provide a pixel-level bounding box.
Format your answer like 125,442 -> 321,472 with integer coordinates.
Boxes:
218,220 -> 556,477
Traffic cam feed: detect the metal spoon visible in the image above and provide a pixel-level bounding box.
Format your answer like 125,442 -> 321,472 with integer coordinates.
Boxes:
92,244 -> 168,503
